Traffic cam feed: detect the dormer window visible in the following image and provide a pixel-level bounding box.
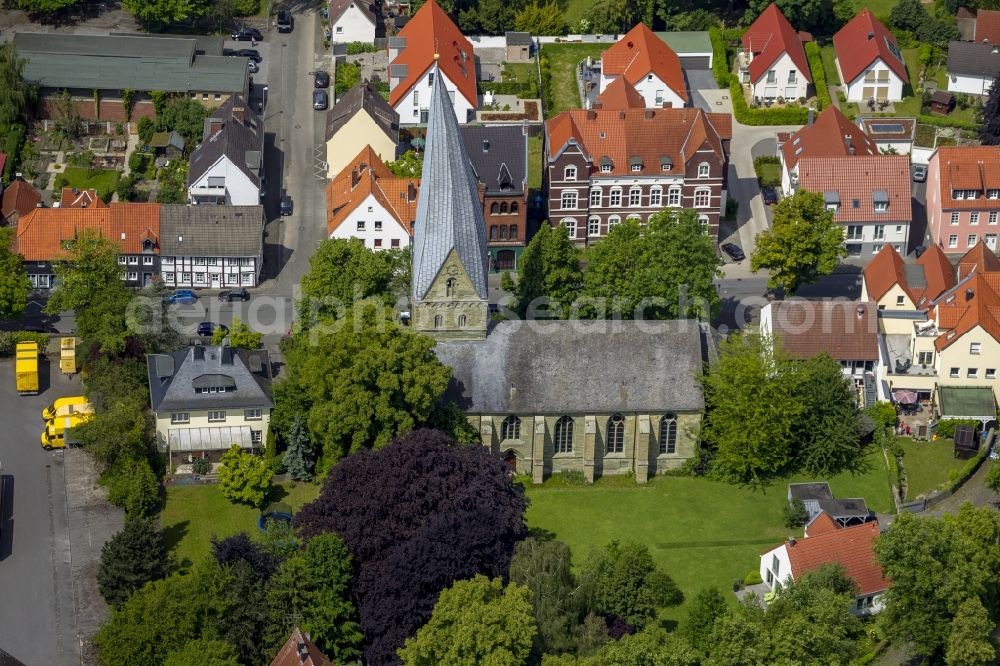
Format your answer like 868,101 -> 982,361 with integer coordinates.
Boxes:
824,191 -> 840,212
660,156 -> 672,172
953,189 -> 980,200
599,156 -> 613,173
989,189 -> 1000,199
629,156 -> 643,172
873,190 -> 889,212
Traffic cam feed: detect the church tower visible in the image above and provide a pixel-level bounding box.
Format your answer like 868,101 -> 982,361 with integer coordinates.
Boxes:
411,63 -> 489,341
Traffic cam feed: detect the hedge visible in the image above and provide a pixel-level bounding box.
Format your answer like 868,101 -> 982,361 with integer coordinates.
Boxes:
943,434 -> 992,496
915,113 -> 980,131
0,331 -> 51,357
709,27 -> 731,87
345,42 -> 380,55
804,42 -> 830,111
730,79 -> 809,125
935,418 -> 980,439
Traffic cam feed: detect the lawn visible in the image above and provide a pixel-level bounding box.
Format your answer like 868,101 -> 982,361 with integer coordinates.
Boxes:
563,0 -> 600,30
753,158 -> 781,186
162,481 -> 321,567
820,45 -> 841,86
53,166 -> 119,202
504,62 -> 537,85
542,42 -> 608,117
524,445 -> 893,615
528,133 -> 543,189
897,437 -> 964,500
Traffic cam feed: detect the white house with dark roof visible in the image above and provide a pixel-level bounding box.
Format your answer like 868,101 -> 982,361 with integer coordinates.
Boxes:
158,205 -> 264,289
146,344 -> 273,468
187,96 -> 264,206
947,40 -> 1000,95
329,0 -> 377,43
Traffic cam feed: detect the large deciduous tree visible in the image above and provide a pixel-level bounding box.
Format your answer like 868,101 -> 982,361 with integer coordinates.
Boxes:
514,1 -> 567,35
0,227 -> 32,319
750,190 -> 846,295
582,210 -> 720,320
122,0 -> 205,29
742,0 -> 833,33
294,428 -> 528,666
275,311 -> 450,470
788,353 -> 862,475
945,597 -> 996,666
97,519 -> 167,608
45,229 -> 135,354
218,445 -> 272,508
0,43 -> 34,127
301,238 -> 399,314
501,223 -> 582,318
398,575 -> 536,665
581,540 -> 683,629
163,639 -> 240,666
211,316 -> 261,349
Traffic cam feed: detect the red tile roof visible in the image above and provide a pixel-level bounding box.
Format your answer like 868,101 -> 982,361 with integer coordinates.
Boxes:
59,187 -> 107,209
742,3 -> 812,85
935,272 -> 1000,350
545,107 -> 728,177
797,155 -> 911,224
594,76 -> 646,109
767,300 -> 879,361
13,203 -> 161,261
864,244 -> 913,302
781,106 -> 877,169
782,516 -> 887,595
0,153 -> 6,178
601,23 -> 688,102
833,9 -> 908,85
804,511 -> 840,536
933,146 -> 1000,210
325,145 -> 419,237
1,177 -> 41,221
388,0 -> 477,108
270,628 -> 334,666
957,241 -> 1000,280
918,244 -> 957,304
975,9 -> 1000,44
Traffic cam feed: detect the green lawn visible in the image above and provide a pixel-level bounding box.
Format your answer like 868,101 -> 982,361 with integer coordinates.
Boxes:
53,167 -> 119,202
504,62 -> 537,85
820,45 -> 841,86
542,42 -> 608,117
524,445 -> 893,615
754,160 -> 781,187
528,133 -> 543,189
897,437 -> 964,500
563,0 -> 600,30
162,481 -> 321,567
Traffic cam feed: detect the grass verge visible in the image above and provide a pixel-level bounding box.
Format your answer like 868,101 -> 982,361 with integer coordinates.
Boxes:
541,42 -> 608,117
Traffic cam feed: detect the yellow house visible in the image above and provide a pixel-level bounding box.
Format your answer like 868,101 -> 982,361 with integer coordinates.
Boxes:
324,81 -> 400,179
146,345 -> 273,470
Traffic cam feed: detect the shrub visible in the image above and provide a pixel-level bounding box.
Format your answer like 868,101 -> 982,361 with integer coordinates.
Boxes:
783,499 -> 809,528
0,331 -> 50,356
730,79 -> 809,125
191,456 -> 211,475
709,27 -> 731,88
128,151 -> 148,173
218,445 -> 272,508
66,150 -> 95,168
233,0 -> 258,14
935,419 -> 979,439
345,41 -> 380,54
725,197 -> 738,220
805,42 -> 830,111
744,570 -> 763,585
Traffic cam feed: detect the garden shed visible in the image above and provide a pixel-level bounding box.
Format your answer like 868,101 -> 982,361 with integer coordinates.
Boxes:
930,90 -> 955,115
149,130 -> 185,158
953,425 -> 978,459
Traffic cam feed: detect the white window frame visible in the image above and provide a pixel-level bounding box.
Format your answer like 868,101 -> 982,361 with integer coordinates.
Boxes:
590,187 -> 601,207
667,187 -> 681,207
694,188 -> 711,208
564,165 -> 577,181
650,186 -> 662,207
588,216 -> 600,236
561,218 -> 577,239
629,186 -> 641,207
171,412 -> 190,424
244,408 -> 262,420
698,162 -> 710,178
560,190 -> 578,210
609,187 -> 622,207
208,410 -> 226,423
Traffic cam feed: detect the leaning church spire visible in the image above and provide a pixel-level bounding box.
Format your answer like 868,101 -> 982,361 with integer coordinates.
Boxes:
410,63 -> 489,340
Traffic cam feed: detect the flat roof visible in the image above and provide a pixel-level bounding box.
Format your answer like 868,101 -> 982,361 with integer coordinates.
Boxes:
656,31 -> 712,54
938,386 -> 996,419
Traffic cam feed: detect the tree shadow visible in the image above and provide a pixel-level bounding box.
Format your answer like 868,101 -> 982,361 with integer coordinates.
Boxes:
161,519 -> 189,564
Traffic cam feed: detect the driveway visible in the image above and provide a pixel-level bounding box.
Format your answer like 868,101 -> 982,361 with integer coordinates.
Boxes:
0,358 -> 88,664
685,69 -> 718,112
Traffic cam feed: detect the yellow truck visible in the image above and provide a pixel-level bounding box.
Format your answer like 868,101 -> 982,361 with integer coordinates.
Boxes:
41,412 -> 93,450
60,337 -> 77,375
42,395 -> 89,421
15,342 -> 39,395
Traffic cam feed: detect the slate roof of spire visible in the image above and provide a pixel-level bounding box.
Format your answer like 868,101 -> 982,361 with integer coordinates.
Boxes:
411,65 -> 489,301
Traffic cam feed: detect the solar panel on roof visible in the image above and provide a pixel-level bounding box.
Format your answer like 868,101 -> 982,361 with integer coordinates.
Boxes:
869,123 -> 904,134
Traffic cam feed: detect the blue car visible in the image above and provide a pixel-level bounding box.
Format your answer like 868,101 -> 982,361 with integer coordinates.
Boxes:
166,290 -> 198,305
197,322 -> 228,337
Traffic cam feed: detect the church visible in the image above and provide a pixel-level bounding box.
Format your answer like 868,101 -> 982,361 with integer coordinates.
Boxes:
411,63 -> 711,484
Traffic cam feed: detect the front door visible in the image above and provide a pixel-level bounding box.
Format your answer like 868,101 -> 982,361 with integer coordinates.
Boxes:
210,273 -> 221,288
143,273 -> 152,286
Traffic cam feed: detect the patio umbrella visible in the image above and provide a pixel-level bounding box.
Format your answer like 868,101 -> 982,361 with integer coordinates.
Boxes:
410,137 -> 425,152
893,389 -> 918,404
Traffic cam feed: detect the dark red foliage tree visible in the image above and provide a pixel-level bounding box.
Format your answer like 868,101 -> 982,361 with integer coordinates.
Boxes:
211,532 -> 279,581
294,428 -> 528,665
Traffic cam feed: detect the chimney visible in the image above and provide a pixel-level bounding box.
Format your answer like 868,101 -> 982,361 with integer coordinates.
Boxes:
644,109 -> 654,119
807,107 -> 814,126
72,188 -> 79,195
232,104 -> 245,124
586,109 -> 597,120
856,305 -> 865,319
788,536 -> 796,547
351,168 -> 360,189
482,139 -> 490,152
867,31 -> 874,40
407,182 -> 417,202
619,111 -> 626,120
209,119 -> 223,134
220,346 -> 234,366
81,201 -> 87,208
193,344 -> 205,361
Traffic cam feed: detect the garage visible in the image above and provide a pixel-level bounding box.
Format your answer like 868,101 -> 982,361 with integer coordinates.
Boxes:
657,31 -> 713,69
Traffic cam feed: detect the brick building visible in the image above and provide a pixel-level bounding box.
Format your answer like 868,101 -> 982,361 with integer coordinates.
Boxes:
545,107 -> 731,244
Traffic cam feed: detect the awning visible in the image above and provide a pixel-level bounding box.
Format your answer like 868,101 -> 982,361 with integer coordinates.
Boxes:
893,389 -> 918,404
937,386 -> 997,421
168,426 -> 252,451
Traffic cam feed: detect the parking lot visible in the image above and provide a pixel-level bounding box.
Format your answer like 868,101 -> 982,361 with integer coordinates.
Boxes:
0,355 -> 122,665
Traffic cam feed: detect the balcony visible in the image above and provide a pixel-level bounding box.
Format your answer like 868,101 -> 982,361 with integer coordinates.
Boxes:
883,334 -> 937,377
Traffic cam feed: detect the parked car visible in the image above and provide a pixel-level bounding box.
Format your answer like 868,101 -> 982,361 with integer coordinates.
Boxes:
280,195 -> 293,216
234,48 -> 262,63
197,322 -> 229,337
219,288 -> 251,302
248,60 -> 259,73
912,165 -> 927,182
314,70 -> 330,88
276,9 -> 293,32
721,242 -> 746,261
761,186 -> 778,205
313,89 -> 329,110
165,290 -> 198,305
231,27 -> 263,41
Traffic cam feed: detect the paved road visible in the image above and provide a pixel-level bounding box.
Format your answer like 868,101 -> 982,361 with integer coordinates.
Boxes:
0,360 -> 82,665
